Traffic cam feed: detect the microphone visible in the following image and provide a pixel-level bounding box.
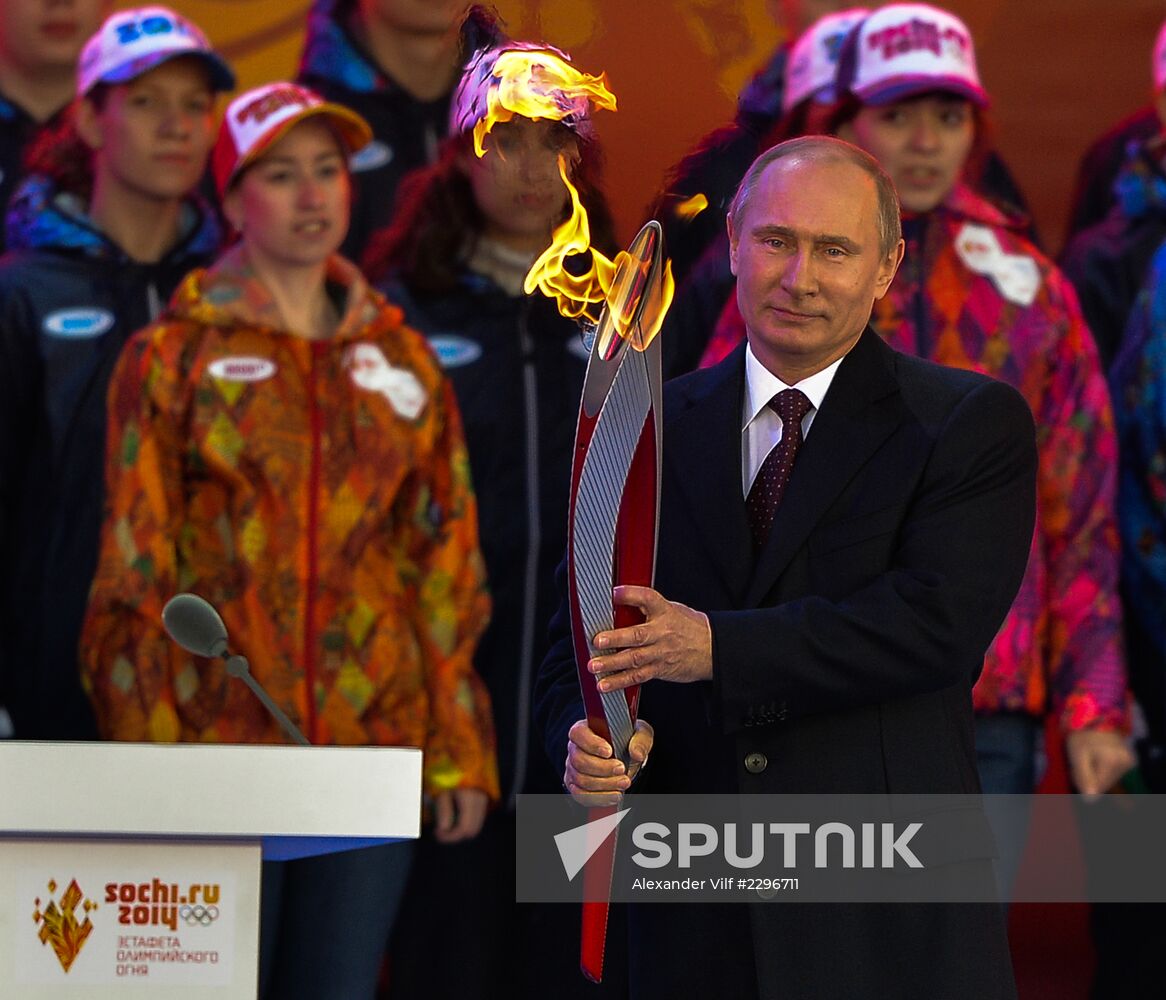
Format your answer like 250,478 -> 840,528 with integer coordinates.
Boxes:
161,593 -> 310,747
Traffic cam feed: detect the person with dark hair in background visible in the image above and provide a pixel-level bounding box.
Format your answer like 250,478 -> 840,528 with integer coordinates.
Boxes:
0,0 -> 110,254
297,0 -> 503,263
0,5 -> 231,741
365,41 -> 625,1000
537,133 -> 1036,999
1061,18 -> 1166,371
80,80 -> 499,1000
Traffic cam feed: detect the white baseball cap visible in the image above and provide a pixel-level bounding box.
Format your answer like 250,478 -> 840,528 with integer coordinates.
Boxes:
838,3 -> 988,108
77,6 -> 235,99
212,82 -> 372,196
783,8 -> 870,114
1154,17 -> 1166,93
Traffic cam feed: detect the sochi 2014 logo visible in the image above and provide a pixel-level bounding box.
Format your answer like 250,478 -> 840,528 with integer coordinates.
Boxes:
33,878 -> 98,973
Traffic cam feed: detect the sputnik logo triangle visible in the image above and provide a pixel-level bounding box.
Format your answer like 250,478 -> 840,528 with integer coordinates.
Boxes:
554,808 -> 633,881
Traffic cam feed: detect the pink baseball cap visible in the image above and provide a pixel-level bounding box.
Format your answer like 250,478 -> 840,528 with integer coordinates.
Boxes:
783,8 -> 871,114
212,82 -> 373,196
1154,18 -> 1166,93
77,6 -> 234,99
838,3 -> 989,108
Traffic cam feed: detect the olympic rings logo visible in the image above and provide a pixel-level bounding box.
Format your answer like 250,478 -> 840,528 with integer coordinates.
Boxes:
180,904 -> 220,926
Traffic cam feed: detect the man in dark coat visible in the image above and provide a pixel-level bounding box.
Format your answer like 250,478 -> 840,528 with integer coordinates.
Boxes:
535,135 -> 1036,999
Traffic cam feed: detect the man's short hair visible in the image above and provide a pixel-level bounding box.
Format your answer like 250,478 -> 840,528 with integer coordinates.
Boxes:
728,135 -> 902,259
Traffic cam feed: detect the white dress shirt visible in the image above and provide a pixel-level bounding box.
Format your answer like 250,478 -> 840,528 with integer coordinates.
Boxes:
741,346 -> 845,496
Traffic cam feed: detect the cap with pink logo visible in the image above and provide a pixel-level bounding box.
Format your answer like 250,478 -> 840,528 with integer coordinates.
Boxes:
782,8 -> 870,114
1154,18 -> 1166,93
211,82 -> 373,196
837,3 -> 989,108
77,6 -> 235,99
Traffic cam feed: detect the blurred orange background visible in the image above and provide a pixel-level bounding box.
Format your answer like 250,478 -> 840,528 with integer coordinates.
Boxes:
127,1 -> 1164,253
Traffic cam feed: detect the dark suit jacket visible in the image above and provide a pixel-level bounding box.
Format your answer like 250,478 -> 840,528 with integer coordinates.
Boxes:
535,328 -> 1037,999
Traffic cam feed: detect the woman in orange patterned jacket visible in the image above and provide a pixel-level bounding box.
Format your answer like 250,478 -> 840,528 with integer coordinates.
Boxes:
80,82 -> 497,999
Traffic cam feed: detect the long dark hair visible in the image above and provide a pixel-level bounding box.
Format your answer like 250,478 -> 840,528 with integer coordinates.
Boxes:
22,86 -> 109,202
363,125 -> 617,294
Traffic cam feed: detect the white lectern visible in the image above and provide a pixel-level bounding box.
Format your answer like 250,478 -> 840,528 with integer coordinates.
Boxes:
0,741 -> 422,998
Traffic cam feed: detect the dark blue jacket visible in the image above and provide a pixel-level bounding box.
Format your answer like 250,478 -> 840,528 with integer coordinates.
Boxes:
0,175 -> 220,738
380,268 -> 588,804
297,3 -> 501,263
1065,105 -> 1160,240
1062,134 -> 1166,370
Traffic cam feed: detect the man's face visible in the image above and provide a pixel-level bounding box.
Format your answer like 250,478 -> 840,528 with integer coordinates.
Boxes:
0,0 -> 108,75
839,95 -> 975,214
728,154 -> 902,383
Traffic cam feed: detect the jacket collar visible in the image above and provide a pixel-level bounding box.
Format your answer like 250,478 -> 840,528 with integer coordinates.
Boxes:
3,173 -> 221,261
938,183 -> 1028,233
172,244 -> 399,339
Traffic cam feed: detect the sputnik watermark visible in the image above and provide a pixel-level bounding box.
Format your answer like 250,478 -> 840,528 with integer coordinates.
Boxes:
519,793 -> 1166,904
552,810 -> 923,895
629,821 -> 923,869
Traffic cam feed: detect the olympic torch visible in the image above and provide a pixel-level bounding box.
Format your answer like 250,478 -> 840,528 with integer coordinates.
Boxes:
561,221 -> 668,981
457,42 -> 680,982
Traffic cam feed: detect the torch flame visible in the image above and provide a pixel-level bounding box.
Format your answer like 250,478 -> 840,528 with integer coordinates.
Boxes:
472,49 -> 618,158
675,193 -> 709,219
471,48 -> 671,354
524,159 -> 674,356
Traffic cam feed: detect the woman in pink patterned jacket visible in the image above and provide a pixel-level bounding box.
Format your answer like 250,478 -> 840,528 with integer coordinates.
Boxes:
701,4 -> 1133,847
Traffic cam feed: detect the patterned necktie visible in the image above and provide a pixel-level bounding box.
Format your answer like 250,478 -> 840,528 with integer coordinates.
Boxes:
746,388 -> 813,551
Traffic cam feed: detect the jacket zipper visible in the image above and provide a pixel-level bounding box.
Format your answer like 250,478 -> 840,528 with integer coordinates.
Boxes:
304,343 -> 324,744
510,300 -> 540,807
147,280 -> 162,321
